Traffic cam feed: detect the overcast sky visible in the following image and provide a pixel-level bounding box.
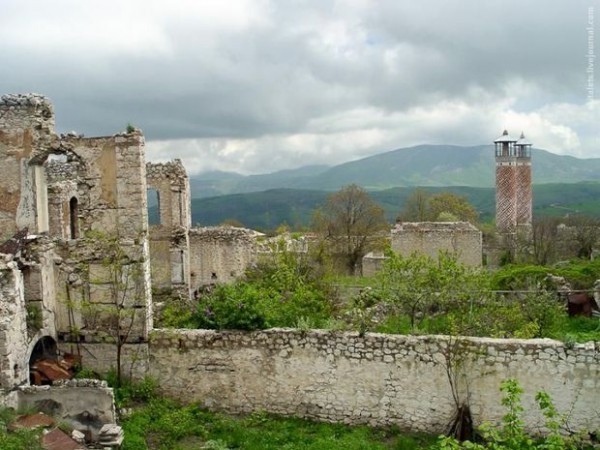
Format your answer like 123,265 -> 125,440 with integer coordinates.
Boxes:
1,0 -> 598,174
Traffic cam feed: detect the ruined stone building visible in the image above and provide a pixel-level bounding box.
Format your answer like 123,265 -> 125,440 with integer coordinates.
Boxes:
362,221 -> 483,276
0,93 -> 268,392
0,93 -> 155,388
494,130 -> 532,233
390,221 -> 482,266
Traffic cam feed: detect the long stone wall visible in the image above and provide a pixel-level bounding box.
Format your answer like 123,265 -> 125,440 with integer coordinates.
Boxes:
149,328 -> 600,434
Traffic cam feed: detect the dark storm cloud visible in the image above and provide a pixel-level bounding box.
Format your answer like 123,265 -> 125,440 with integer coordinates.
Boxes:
0,0 -> 597,173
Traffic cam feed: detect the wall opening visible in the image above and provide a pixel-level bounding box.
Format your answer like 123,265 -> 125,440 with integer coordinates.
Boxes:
69,197 -> 78,239
28,336 -> 59,385
147,188 -> 161,225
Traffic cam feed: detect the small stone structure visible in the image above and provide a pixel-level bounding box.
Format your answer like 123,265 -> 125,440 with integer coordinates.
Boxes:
391,222 -> 482,266
189,226 -> 263,290
14,379 -> 117,441
361,251 -> 387,277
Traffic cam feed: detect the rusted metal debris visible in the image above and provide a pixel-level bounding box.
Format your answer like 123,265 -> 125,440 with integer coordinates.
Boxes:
567,292 -> 600,317
30,353 -> 81,385
11,412 -> 56,430
42,428 -> 85,450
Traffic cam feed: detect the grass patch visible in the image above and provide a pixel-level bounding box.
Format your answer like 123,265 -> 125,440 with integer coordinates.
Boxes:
0,408 -> 43,450
120,398 -> 436,450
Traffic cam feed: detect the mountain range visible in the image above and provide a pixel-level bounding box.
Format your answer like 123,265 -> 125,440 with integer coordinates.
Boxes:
146,144 -> 600,230
188,145 -> 600,198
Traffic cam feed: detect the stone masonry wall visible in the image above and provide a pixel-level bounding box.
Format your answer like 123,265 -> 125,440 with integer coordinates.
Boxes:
392,222 -> 482,267
0,256 -> 30,389
0,94 -> 55,236
149,329 -> 600,434
147,160 -> 191,296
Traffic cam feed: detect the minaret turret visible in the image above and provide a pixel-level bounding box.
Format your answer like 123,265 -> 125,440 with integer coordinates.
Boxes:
494,130 -> 532,233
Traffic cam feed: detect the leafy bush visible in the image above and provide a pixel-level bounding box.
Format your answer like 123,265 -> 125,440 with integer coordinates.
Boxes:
105,369 -> 159,407
492,259 -> 600,291
435,379 -> 583,450
192,283 -> 267,331
156,301 -> 195,328
191,249 -> 336,331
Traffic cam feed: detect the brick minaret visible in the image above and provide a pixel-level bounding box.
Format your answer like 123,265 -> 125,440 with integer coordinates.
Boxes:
494,130 -> 532,232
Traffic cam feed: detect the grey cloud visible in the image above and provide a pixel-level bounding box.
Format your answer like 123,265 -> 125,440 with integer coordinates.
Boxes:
0,0 -> 596,174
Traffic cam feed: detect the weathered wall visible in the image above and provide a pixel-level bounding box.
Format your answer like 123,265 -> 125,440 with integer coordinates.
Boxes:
189,227 -> 259,290
64,133 -> 149,237
146,160 -> 191,296
392,222 -> 482,267
149,329 -> 600,434
53,237 -> 153,375
0,257 -> 30,388
0,94 -> 55,236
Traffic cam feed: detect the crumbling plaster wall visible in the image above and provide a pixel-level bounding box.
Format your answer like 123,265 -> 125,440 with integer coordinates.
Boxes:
392,222 -> 482,266
0,94 -> 55,236
0,257 -> 30,388
60,133 -> 149,237
188,227 -> 259,290
0,93 -> 155,380
149,329 -> 600,435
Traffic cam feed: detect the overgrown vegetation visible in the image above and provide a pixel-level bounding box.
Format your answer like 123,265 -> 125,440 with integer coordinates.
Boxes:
163,248 -> 600,342
183,247 -> 337,330
0,407 -> 43,450
434,379 -> 588,450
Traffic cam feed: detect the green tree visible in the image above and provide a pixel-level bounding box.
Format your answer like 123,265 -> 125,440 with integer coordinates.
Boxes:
397,188 -> 431,221
564,214 -> 600,259
313,184 -> 389,275
398,190 -> 479,224
531,216 -> 560,265
428,192 -> 479,224
376,251 -> 489,331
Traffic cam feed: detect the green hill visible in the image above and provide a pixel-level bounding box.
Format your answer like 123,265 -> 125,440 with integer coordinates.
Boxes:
181,182 -> 600,231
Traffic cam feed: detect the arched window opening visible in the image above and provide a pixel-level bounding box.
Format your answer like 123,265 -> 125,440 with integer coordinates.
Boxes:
28,336 -> 59,385
69,197 -> 78,239
147,188 -> 161,225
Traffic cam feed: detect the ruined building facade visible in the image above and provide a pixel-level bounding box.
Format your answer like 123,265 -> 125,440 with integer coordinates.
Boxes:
0,93 -> 153,386
0,94 -> 264,389
494,130 -> 532,233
